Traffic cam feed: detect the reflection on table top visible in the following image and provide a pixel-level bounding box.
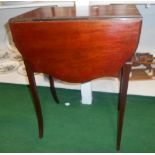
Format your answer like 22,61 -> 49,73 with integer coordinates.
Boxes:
9,5 -> 142,22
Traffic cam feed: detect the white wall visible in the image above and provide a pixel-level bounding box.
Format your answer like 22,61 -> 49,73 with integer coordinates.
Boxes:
137,5 -> 155,53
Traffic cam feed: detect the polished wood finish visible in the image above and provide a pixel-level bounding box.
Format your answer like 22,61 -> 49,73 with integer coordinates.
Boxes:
24,60 -> 43,138
9,20 -> 141,83
9,5 -> 141,22
49,76 -> 59,103
117,62 -> 132,150
9,5 -> 142,150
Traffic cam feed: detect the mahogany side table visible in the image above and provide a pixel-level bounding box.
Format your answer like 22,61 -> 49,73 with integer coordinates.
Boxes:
9,5 -> 142,150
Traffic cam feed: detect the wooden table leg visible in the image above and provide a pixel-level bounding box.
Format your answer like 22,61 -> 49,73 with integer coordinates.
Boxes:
24,61 -> 43,138
118,71 -> 123,111
49,76 -> 59,103
116,62 -> 131,150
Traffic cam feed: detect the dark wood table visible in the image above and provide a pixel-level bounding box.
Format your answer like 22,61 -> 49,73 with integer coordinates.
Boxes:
9,5 -> 142,150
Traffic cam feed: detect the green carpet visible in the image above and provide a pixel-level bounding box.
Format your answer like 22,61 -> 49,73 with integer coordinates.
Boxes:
0,83 -> 155,153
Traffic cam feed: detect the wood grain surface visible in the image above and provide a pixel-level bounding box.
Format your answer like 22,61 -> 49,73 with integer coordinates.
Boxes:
10,19 -> 142,82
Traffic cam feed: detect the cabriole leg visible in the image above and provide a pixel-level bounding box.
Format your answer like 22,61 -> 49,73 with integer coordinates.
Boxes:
24,61 -> 43,138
